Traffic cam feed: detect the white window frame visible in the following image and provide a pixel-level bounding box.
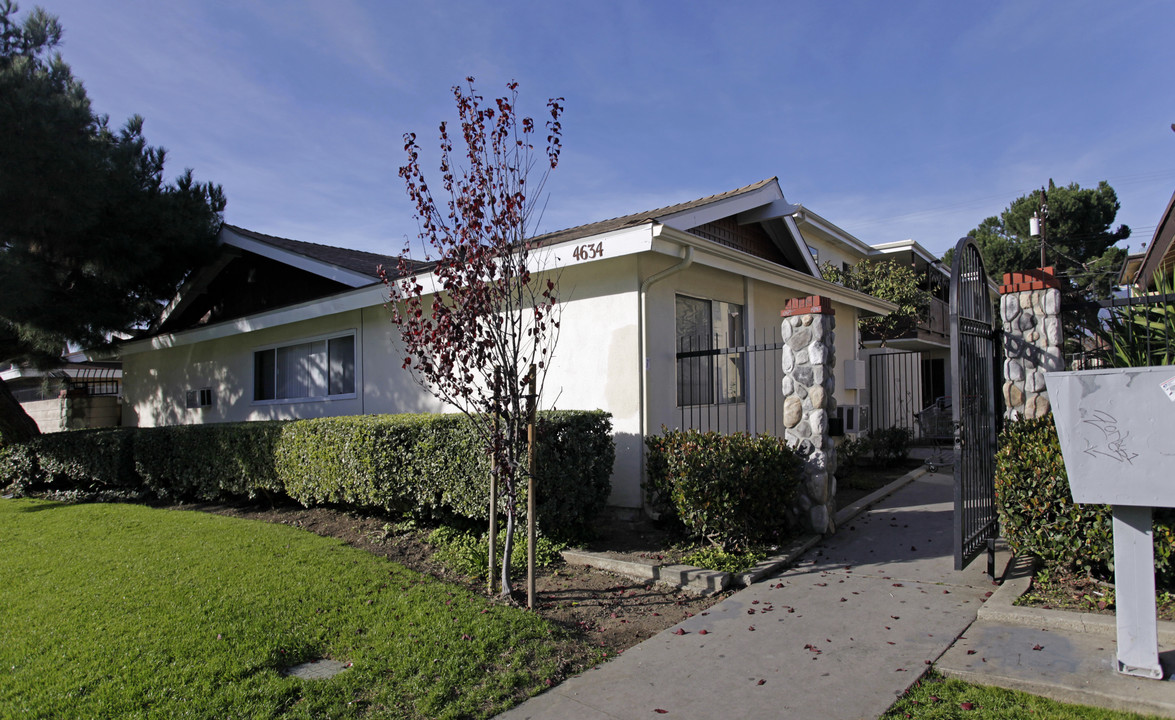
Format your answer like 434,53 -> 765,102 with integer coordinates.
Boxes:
252,330 -> 359,405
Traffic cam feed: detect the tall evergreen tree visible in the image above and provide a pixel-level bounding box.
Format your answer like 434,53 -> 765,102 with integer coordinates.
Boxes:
0,2 -> 225,444
948,180 -> 1129,344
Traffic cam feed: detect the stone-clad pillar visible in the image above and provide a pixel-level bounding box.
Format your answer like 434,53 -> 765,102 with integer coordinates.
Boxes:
999,267 -> 1063,420
781,295 -> 837,534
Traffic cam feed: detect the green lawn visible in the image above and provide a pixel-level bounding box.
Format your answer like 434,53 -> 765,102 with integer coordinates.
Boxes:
883,671 -> 1166,720
0,498 -> 583,719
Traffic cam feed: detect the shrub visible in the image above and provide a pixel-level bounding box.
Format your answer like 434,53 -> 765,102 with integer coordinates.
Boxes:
134,422 -> 284,501
645,429 -> 802,551
532,411 -> 614,540
995,414 -> 1175,580
276,414 -> 428,515
0,442 -> 39,495
681,546 -> 766,574
24,428 -> 137,491
868,426 -> 913,466
834,434 -> 871,481
3,410 -> 613,542
426,526 -> 565,580
275,411 -> 613,541
835,426 -> 912,482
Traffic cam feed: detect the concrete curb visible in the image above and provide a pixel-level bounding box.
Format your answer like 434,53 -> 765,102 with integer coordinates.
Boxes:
978,553 -> 1175,644
563,464 -> 933,595
834,464 -> 930,528
560,549 -> 732,595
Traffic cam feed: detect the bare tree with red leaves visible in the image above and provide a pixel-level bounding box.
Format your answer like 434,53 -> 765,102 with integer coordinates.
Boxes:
382,78 -> 564,597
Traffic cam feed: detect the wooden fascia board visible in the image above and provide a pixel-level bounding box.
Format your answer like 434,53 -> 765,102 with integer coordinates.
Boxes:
120,283 -> 387,355
656,182 -> 784,232
1135,190 -> 1175,289
220,226 -> 375,287
735,198 -> 801,225
782,215 -> 824,277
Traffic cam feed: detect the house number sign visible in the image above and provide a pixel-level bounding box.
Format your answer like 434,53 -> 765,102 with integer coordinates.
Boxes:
571,242 -> 604,261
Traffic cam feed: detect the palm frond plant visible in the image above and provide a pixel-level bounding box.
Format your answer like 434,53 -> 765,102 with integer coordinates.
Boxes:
1097,269 -> 1175,368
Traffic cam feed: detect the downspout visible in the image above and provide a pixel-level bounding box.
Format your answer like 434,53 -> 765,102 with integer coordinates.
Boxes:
637,241 -> 694,516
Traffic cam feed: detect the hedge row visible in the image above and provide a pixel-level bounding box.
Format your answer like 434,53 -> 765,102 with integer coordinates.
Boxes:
0,411 -> 614,542
645,429 -> 802,551
995,415 -> 1174,580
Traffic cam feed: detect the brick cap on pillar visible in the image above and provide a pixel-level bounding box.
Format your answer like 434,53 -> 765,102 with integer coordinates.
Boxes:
781,295 -> 835,317
999,267 -> 1060,293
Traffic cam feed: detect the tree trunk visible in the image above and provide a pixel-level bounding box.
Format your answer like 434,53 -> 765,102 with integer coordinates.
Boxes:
0,377 -> 40,446
499,503 -> 515,598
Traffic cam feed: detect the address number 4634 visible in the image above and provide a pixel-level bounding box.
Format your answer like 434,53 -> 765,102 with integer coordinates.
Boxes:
572,242 -> 604,261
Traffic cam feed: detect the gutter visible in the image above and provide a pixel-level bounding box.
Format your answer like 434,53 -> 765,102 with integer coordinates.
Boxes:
637,238 -> 694,516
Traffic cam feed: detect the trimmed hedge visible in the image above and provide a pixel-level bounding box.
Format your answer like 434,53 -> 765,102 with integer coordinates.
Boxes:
0,427 -> 135,494
0,411 -> 614,542
645,429 -> 802,551
995,415 -> 1175,580
135,422 -> 284,500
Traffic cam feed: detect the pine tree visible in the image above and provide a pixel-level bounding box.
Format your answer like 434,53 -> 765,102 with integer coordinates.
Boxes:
0,2 -> 225,444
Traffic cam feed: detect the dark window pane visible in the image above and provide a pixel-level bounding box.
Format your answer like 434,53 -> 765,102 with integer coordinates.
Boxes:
254,349 -> 276,401
329,336 -> 355,395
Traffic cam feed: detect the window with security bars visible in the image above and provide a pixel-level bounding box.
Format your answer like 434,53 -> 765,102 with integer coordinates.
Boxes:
675,295 -> 745,406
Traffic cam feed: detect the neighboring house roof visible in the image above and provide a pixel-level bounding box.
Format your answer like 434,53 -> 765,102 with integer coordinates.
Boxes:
792,206 -> 874,259
1126,189 -> 1175,290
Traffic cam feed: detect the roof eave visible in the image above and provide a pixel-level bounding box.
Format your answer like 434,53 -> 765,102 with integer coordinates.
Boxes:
653,225 -> 897,317
1133,189 -> 1175,289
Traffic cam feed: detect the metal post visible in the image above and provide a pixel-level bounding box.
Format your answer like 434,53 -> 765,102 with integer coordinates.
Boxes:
526,365 -> 537,610
488,376 -> 499,595
1112,505 -> 1163,679
1039,188 -> 1049,270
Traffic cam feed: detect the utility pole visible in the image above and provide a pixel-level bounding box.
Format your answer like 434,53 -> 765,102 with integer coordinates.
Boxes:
1029,187 -> 1049,269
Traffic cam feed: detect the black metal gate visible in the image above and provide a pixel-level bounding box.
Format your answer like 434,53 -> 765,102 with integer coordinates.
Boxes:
949,237 -> 1000,571
868,351 -> 922,439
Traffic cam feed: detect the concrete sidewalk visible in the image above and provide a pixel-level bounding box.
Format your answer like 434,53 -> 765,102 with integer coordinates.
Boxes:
498,472 -> 1003,720
938,554 -> 1175,718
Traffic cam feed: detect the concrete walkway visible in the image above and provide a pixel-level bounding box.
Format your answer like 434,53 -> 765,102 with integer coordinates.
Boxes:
938,554 -> 1175,718
498,472 -> 1004,720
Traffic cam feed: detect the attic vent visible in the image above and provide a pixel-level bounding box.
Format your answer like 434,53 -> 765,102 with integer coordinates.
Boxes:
687,217 -> 792,267
185,388 -> 214,409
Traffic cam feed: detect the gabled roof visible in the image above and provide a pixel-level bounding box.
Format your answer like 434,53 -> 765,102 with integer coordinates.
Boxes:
531,178 -> 782,247
531,177 -> 816,275
153,225 -> 427,334
140,178 -> 874,344
222,224 -> 429,283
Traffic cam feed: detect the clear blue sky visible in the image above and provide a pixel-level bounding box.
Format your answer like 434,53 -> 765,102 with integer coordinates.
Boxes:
32,0 -> 1175,261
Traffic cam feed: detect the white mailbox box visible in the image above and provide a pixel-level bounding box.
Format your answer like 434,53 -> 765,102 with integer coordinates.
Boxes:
1046,365 -> 1175,679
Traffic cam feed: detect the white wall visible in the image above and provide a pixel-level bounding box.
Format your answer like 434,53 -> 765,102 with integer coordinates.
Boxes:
123,309 -> 443,428
122,248 -> 867,510
123,257 -> 647,506
640,258 -> 862,442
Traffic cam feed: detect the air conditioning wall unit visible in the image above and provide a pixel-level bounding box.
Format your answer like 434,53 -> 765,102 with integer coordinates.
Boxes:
185,387 -> 214,409
835,404 -> 870,434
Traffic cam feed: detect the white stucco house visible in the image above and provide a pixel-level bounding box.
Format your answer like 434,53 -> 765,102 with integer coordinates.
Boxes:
119,177 -> 895,508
